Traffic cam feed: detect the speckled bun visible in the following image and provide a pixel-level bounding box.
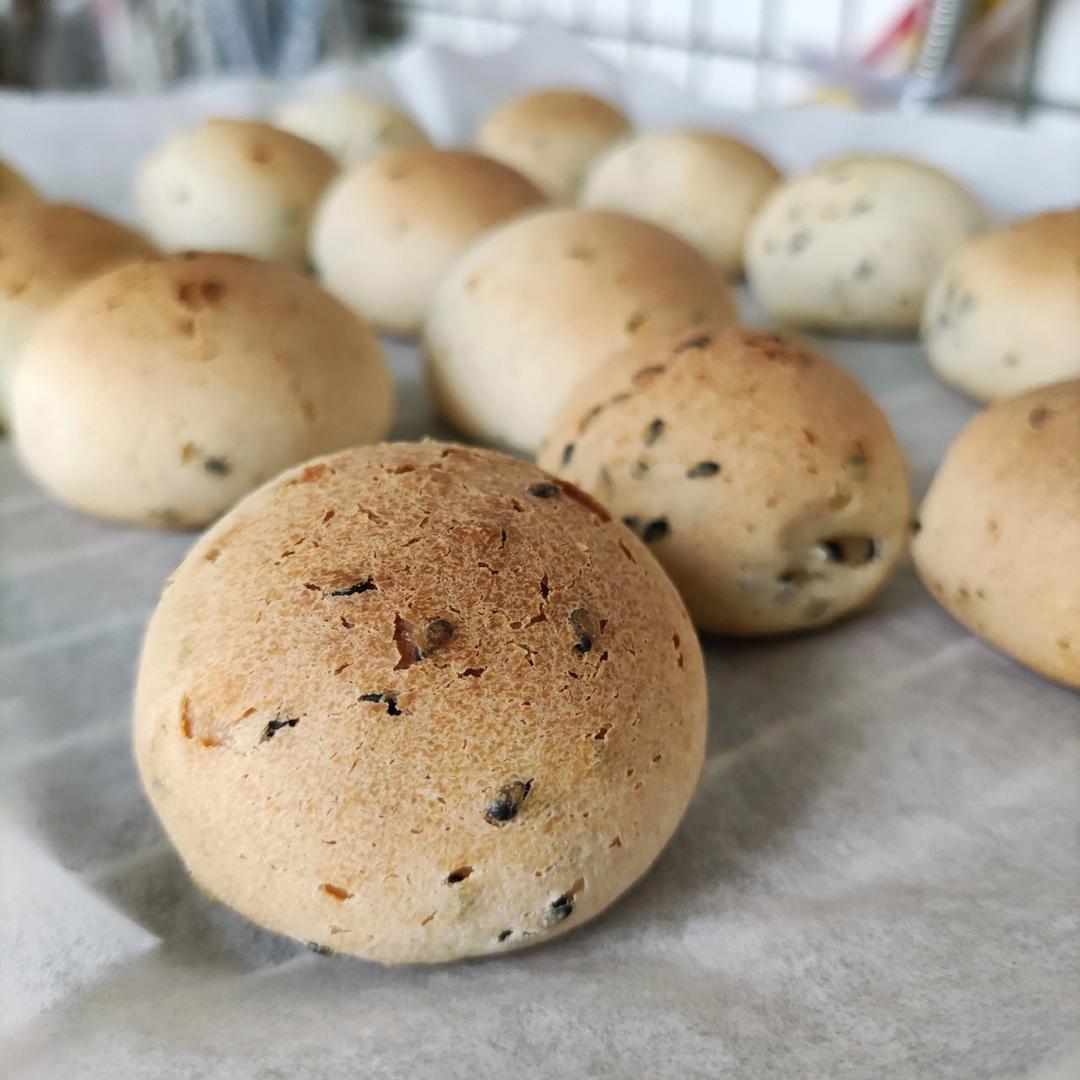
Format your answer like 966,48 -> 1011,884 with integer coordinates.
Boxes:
538,325 -> 911,635
922,210 -> 1080,402
311,148 -> 545,336
135,119 -> 338,266
134,440 -> 706,964
913,379 -> 1080,689
275,90 -> 430,166
745,154 -> 985,333
0,160 -> 40,205
475,89 -> 631,203
12,253 -> 392,527
581,130 -> 781,277
425,208 -> 737,453
0,202 -> 154,421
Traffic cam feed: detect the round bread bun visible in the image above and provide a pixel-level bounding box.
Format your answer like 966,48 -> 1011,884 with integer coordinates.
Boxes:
424,208 -> 738,453
581,130 -> 781,277
921,209 -> 1080,402
311,148 -> 546,336
537,325 -> 911,635
12,253 -> 393,528
0,202 -> 154,422
475,89 -> 631,203
745,154 -> 986,333
0,160 -> 41,205
275,90 -> 431,167
135,119 -> 338,266
913,379 -> 1080,689
134,440 -> 706,964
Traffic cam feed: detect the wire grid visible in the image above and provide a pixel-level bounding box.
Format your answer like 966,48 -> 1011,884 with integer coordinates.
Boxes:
369,0 -> 1068,119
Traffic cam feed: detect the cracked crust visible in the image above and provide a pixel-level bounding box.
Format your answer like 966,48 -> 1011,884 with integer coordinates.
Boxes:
538,324 -> 911,635
134,440 -> 707,963
913,379 -> 1080,689
135,118 -> 338,266
424,208 -> 738,453
12,253 -> 393,527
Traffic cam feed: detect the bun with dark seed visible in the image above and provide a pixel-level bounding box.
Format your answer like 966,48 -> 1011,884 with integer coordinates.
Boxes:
134,440 -> 706,963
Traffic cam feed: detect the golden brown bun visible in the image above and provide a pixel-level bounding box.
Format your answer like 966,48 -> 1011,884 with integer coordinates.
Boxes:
12,253 -> 393,527
134,440 -> 707,963
913,378 -> 1080,689
0,202 -> 154,420
311,148 -> 545,336
475,89 -> 631,202
135,119 -> 338,266
424,208 -> 738,453
922,209 -> 1080,401
538,325 -> 911,635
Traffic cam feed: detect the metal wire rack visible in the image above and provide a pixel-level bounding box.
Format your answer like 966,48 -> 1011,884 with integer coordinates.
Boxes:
368,0 -> 1074,120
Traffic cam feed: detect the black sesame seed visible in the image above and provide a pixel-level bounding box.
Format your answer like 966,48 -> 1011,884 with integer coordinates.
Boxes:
359,692 -> 401,716
261,715 -> 299,741
306,942 -> 334,956
569,608 -> 597,654
497,929 -> 513,942
820,540 -> 845,562
484,779 -> 533,826
642,518 -> 669,543
424,619 -> 454,650
203,456 -> 231,476
560,443 -> 575,467
644,418 -> 665,446
686,461 -> 720,479
621,515 -> 640,531
787,229 -> 811,254
330,576 -> 376,597
528,482 -> 559,499
549,893 -> 574,922
911,519 -> 922,535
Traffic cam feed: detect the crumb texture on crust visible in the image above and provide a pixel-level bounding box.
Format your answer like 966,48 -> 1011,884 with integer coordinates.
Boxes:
538,324 -> 911,635
134,441 -> 706,963
913,379 -> 1080,689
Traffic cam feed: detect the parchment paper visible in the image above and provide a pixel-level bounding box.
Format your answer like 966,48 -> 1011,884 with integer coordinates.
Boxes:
1,26 -> 1078,1080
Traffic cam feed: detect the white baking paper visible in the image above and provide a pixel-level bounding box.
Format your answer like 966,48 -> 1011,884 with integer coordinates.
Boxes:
1,25 -> 1078,1080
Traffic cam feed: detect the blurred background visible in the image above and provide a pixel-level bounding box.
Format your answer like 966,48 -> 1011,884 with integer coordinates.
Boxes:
0,0 -> 1078,125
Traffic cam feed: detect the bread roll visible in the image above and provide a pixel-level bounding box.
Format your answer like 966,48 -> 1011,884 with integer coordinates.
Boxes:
135,119 -> 337,266
0,202 -> 154,421
922,209 -> 1080,401
424,208 -> 737,453
538,325 -> 911,635
276,90 -> 430,166
12,253 -> 393,527
475,89 -> 630,203
913,379 -> 1080,689
581,130 -> 781,276
311,148 -> 545,336
134,440 -> 706,963
745,154 -> 985,333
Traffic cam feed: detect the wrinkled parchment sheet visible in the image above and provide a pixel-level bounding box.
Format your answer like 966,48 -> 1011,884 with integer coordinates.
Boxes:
1,26 -> 1078,1080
